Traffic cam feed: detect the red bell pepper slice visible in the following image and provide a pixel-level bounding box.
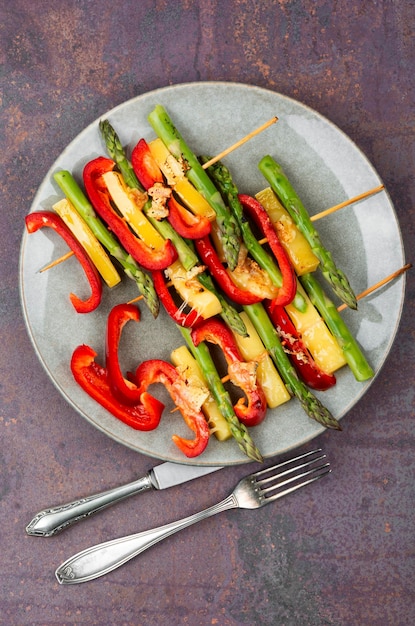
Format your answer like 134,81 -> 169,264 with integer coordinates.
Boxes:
238,194 -> 297,308
194,236 -> 263,305
25,211 -> 102,314
151,269 -> 204,328
135,359 -> 210,458
83,156 -> 177,270
167,195 -> 211,239
191,318 -> 267,427
71,344 -> 163,430
105,303 -> 144,404
266,303 -> 336,391
131,138 -> 164,191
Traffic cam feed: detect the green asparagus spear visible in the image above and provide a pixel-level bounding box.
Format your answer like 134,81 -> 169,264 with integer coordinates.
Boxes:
202,157 -> 307,313
147,105 -> 242,270
243,303 -> 341,430
300,272 -> 374,382
99,119 -> 144,191
258,155 -> 358,310
53,170 -> 159,317
180,327 -> 263,463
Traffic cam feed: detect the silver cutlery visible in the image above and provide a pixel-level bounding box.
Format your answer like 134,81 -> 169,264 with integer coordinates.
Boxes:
26,462 -> 222,537
55,449 -> 330,584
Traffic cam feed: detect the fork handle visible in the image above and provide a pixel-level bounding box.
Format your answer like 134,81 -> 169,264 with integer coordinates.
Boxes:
55,494 -> 238,584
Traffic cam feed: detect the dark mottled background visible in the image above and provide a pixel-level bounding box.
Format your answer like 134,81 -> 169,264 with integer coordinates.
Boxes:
1,2 -> 414,625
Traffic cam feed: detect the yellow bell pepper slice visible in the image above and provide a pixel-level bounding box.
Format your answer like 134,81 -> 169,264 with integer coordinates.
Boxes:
52,198 -> 121,288
102,170 -> 165,249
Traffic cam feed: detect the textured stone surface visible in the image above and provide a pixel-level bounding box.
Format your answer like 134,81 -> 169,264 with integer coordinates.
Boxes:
1,1 -> 414,624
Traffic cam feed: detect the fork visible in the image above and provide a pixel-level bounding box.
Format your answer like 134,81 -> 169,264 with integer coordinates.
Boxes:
55,449 -> 330,584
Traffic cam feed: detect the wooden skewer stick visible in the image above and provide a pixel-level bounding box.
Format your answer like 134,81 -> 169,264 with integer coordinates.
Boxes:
310,184 -> 385,222
201,117 -> 278,170
128,280 -> 173,305
38,250 -> 75,272
337,263 -> 411,312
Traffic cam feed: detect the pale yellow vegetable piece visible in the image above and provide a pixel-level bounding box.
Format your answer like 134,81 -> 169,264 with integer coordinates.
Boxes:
52,198 -> 121,288
165,260 -> 222,319
285,283 -> 346,373
302,319 -> 347,374
174,178 -> 216,221
149,138 -> 216,220
285,281 -> 321,332
232,312 -> 290,408
102,170 -> 165,249
255,187 -> 320,275
171,346 -> 231,441
227,253 -> 279,300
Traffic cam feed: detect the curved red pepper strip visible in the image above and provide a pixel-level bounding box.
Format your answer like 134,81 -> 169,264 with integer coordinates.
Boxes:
194,236 -> 263,305
265,302 -> 336,391
105,303 -> 145,404
25,211 -> 102,314
167,195 -> 211,239
238,194 -> 297,308
83,156 -> 177,270
71,344 -> 163,430
151,270 -> 204,328
131,138 -> 164,191
191,318 -> 267,427
135,359 -> 210,458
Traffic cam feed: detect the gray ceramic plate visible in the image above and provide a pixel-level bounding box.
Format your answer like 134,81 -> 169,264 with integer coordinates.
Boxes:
19,82 -> 406,466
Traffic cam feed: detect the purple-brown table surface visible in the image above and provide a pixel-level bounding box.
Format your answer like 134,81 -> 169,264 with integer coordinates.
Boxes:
1,2 -> 414,625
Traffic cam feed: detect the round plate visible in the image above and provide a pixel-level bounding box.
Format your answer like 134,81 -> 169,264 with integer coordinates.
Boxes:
19,82 -> 406,466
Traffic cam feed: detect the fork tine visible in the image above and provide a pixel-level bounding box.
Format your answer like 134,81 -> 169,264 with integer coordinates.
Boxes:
254,453 -> 327,488
249,448 -> 331,503
251,448 -> 324,482
259,462 -> 331,504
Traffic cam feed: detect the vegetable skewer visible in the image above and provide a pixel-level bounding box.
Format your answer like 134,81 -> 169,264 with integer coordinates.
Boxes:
99,121 -> 248,336
180,327 -> 264,463
258,155 -> 358,310
147,105 -> 242,271
100,119 -> 199,272
300,272 -> 374,381
39,182 -> 387,273
201,157 -> 304,311
54,171 -> 160,317
243,302 -> 342,430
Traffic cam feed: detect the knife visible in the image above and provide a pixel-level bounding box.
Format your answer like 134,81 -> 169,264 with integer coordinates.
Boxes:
26,462 -> 223,537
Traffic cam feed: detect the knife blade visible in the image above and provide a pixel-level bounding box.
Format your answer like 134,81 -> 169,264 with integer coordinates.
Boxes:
26,462 -> 223,537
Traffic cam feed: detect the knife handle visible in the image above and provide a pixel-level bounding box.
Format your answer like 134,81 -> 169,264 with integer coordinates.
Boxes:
26,475 -> 154,537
